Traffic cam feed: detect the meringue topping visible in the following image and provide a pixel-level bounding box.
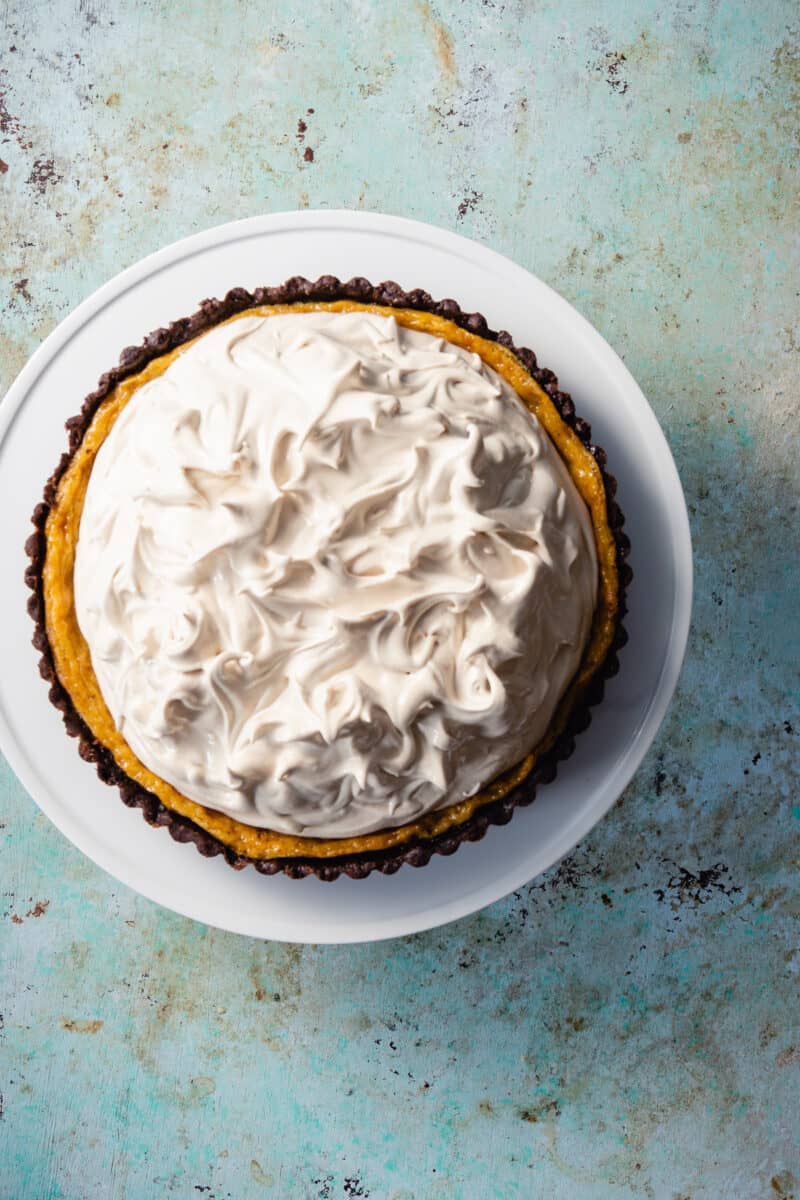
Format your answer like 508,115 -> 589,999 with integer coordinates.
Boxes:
74,310 -> 597,837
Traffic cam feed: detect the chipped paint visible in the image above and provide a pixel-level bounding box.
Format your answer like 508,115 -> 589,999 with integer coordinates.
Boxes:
1,1 -> 798,1198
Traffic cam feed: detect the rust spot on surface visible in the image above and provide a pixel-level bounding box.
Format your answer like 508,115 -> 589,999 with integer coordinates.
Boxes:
250,1159 -> 273,1186
186,1076 -> 216,1102
249,960 -> 267,1002
678,131 -> 692,143
415,1 -> 458,84
27,157 -> 62,195
343,1178 -> 369,1197
105,93 -> 120,107
303,146 -> 314,162
654,861 -> 741,912
297,119 -> 307,140
771,1171 -> 798,1199
518,1099 -> 561,1123
0,158 -> 7,173
10,914 -> 22,925
25,899 -> 48,917
595,50 -> 629,94
0,77 -> 30,148
61,1018 -> 103,1033
457,190 -> 482,220
772,31 -> 800,107
776,1046 -> 800,1068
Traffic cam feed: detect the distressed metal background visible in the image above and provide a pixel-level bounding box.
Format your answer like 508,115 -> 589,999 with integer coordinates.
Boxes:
1,1 -> 798,1197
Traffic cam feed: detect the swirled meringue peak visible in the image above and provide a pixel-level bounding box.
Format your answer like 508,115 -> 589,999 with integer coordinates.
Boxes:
74,310 -> 598,838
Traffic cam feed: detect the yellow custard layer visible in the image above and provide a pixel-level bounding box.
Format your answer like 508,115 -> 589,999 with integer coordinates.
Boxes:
43,302 -> 620,860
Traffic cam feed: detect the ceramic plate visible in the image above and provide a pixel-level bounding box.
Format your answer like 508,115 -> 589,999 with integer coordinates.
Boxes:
0,211 -> 692,943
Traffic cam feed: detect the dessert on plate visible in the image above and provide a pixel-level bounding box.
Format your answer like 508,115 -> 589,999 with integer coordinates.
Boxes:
25,277 -> 630,879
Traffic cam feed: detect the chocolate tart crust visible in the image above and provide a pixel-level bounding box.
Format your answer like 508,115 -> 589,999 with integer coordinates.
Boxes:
25,276 -> 631,881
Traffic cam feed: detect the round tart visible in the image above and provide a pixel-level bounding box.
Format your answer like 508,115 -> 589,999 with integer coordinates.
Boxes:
25,277 -> 630,880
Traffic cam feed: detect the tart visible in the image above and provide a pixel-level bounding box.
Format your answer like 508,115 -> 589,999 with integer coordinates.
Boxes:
25,277 -> 630,880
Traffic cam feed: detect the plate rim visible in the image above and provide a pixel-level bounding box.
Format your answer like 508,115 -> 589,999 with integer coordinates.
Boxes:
0,209 -> 693,943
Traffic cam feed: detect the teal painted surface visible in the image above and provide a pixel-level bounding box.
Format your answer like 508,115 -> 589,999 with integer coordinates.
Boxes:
1,1 -> 798,1196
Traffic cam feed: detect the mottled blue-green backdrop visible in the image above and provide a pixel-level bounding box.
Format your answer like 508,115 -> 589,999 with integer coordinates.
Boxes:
1,1 -> 798,1197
